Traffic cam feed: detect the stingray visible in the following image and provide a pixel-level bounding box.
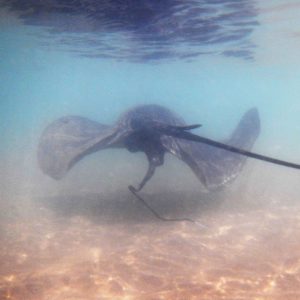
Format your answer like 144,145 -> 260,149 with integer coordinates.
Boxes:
38,104 -> 300,222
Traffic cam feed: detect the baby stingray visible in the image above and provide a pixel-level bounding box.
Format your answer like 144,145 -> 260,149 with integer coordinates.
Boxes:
38,105 -> 300,222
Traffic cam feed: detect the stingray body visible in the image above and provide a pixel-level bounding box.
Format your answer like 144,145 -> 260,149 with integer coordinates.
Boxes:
38,104 -> 261,191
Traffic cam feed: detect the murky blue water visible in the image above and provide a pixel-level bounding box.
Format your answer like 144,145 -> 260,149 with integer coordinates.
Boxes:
1,1 -> 300,299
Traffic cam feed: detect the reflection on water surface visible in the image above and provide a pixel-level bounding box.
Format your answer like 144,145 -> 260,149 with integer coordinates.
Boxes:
0,0 -> 258,61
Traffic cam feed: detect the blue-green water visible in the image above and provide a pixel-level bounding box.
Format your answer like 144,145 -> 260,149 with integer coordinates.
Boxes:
1,1 -> 300,299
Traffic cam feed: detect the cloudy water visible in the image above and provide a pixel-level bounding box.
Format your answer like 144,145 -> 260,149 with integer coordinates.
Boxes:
1,1 -> 300,299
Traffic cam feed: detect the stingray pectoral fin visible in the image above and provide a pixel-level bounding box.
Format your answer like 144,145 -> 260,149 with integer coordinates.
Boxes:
161,108 -> 261,190
162,107 -> 300,189
37,116 -> 120,179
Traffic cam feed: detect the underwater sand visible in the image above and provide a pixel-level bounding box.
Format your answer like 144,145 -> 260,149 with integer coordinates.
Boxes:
1,164 -> 300,300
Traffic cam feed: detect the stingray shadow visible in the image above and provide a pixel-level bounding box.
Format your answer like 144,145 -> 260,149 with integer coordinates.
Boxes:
37,189 -> 225,225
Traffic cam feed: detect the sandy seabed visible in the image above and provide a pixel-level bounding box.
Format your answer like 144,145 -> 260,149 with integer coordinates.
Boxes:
1,191 -> 300,300
1,161 -> 300,300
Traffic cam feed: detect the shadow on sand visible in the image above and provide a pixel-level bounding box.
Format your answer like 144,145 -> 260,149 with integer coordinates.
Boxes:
36,189 -> 226,225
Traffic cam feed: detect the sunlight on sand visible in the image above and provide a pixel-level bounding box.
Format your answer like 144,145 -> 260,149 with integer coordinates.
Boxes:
1,195 -> 300,300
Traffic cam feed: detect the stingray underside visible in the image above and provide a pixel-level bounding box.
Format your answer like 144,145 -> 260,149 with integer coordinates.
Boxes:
162,108 -> 260,190
37,116 -> 121,179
